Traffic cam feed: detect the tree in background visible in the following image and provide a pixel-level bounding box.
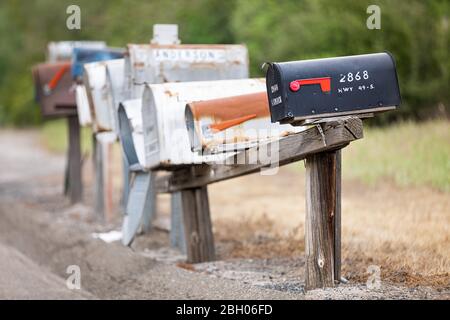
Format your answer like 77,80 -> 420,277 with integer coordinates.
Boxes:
0,0 -> 448,125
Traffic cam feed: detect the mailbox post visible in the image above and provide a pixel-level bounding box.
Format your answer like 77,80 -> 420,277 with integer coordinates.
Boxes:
265,53 -> 400,289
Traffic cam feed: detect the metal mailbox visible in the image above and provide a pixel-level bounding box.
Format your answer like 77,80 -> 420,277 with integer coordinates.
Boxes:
140,78 -> 272,169
105,59 -> 127,136
32,62 -> 77,118
265,52 -> 401,124
124,43 -> 249,99
185,91 -> 302,153
117,99 -> 144,169
72,47 -> 124,80
47,41 -> 106,62
83,59 -> 125,132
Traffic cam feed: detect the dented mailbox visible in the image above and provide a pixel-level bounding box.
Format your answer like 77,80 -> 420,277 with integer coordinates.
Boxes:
32,62 -> 77,118
265,52 -> 401,124
186,91 -> 302,153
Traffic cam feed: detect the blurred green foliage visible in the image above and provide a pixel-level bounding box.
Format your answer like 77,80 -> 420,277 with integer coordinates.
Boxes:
0,0 -> 448,126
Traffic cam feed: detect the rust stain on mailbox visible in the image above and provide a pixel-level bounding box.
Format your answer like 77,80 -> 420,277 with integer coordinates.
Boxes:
185,91 -> 301,152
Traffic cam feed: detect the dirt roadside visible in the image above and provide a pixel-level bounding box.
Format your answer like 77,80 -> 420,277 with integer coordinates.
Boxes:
0,129 -> 447,299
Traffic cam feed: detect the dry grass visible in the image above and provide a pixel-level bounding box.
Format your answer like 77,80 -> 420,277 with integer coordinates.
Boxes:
209,164 -> 449,289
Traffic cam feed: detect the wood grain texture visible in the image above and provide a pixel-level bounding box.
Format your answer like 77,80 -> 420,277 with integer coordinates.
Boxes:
181,186 -> 215,263
155,116 -> 362,193
305,151 -> 339,289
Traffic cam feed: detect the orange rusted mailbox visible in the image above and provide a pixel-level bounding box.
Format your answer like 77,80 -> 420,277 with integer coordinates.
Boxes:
185,91 -> 302,153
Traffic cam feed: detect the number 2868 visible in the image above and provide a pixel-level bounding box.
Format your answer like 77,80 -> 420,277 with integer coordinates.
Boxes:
339,70 -> 369,83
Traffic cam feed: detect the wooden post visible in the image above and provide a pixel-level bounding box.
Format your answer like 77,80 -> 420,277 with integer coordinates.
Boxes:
67,115 -> 82,204
93,134 -> 115,222
305,150 -> 341,289
334,150 -> 342,283
121,155 -> 131,212
170,191 -> 187,253
181,186 -> 215,263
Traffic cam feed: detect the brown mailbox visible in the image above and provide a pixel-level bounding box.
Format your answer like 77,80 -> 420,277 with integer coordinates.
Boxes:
32,62 -> 77,118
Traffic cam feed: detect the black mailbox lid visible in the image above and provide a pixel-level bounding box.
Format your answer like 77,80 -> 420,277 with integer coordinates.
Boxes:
265,52 -> 401,123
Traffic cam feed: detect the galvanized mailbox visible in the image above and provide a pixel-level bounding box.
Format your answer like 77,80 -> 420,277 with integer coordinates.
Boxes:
105,59 -> 127,136
140,78 -> 273,169
32,62 -> 77,118
265,52 -> 401,124
125,43 -> 249,98
186,91 -> 303,153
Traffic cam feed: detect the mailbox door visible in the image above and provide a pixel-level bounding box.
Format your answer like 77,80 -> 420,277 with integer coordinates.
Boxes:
32,62 -> 77,118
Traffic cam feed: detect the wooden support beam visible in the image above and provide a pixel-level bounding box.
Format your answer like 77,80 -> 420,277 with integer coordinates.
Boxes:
181,186 -> 215,263
93,134 -> 116,222
170,191 -> 187,253
305,150 -> 341,290
156,116 -> 362,193
334,150 -> 342,283
67,115 -> 82,204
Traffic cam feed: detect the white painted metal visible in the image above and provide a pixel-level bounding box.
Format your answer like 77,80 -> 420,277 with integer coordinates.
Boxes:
75,85 -> 92,126
117,99 -> 145,170
83,60 -> 124,133
125,43 -> 249,99
47,41 -> 106,62
105,59 -> 127,135
141,78 -> 270,169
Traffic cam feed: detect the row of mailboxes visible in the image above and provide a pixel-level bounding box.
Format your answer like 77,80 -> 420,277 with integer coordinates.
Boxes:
118,78 -> 305,171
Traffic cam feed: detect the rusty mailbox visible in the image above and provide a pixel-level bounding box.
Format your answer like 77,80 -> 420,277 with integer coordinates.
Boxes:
140,78 -> 277,169
265,52 -> 401,124
32,62 -> 77,118
185,91 -> 303,153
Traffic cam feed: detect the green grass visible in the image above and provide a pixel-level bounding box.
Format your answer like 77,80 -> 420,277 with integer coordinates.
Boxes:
342,120 -> 450,192
40,119 -> 93,155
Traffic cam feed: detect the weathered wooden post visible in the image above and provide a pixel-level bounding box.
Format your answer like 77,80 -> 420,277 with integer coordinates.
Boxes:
181,186 -> 215,263
305,149 -> 341,289
67,115 -> 83,203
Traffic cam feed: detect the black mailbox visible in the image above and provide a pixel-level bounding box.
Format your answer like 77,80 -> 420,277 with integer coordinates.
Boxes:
265,52 -> 401,124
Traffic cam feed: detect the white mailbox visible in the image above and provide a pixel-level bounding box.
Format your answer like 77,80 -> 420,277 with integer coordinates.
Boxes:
124,43 -> 249,99
83,59 -> 126,133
